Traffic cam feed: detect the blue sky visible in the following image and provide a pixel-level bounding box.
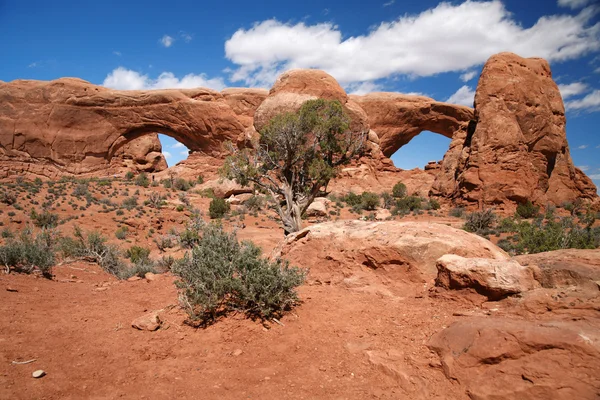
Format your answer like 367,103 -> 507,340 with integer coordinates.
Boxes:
1,0 -> 599,181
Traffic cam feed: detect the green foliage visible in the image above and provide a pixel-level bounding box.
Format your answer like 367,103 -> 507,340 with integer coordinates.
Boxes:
124,171 -> 135,180
449,207 -> 466,218
135,172 -> 150,188
463,209 -> 496,233
428,198 -> 441,210
516,201 -> 540,219
380,192 -> 394,210
392,182 -> 407,198
172,223 -> 306,324
342,192 -> 362,207
125,246 -> 151,264
115,226 -> 128,240
154,234 -> 176,252
30,209 -> 59,229
0,229 -> 57,278
223,98 -> 364,234
147,192 -> 166,209
176,204 -> 185,212
359,192 -> 380,211
0,190 -> 17,205
72,183 -> 89,197
122,196 -> 138,210
245,195 -> 265,211
393,196 -> 423,214
65,226 -> 126,278
209,198 -> 230,219
173,178 -> 191,191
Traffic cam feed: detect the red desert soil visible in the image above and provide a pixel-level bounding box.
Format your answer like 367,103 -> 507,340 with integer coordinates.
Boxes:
1,262 -> 480,400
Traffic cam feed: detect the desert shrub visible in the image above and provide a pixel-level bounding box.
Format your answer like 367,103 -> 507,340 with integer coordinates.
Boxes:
342,192 -> 362,207
463,209 -> 496,233
134,172 -> 150,188
125,246 -> 151,264
156,255 -> 175,270
209,198 -> 230,219
245,195 -> 265,211
0,229 -> 57,278
0,190 -> 17,205
121,261 -> 157,279
498,217 -> 518,233
30,209 -> 59,229
65,227 -> 126,278
449,207 -> 466,218
394,196 -> 422,213
72,183 -> 89,197
173,178 -> 191,192
360,192 -> 380,211
197,188 -> 216,199
161,179 -> 172,189
516,201 -> 540,219
380,192 -> 394,210
115,226 -> 128,240
428,198 -> 441,210
392,182 -> 407,198
154,234 -> 176,252
196,175 -> 204,184
172,223 -> 306,324
148,192 -> 166,209
176,204 -> 185,212
122,196 -> 138,210
1,228 -> 13,238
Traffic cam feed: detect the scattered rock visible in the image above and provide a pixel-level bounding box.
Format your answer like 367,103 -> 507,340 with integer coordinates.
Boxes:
127,276 -> 142,282
132,313 -> 162,331
435,254 -> 538,300
32,370 -> 46,378
375,208 -> 391,221
144,272 -> 158,282
6,287 -> 18,292
232,349 -> 243,357
305,197 -> 331,217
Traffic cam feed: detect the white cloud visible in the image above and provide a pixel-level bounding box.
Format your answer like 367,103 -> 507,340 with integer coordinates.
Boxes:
588,174 -> 600,180
460,70 -> 477,82
171,142 -> 186,149
103,67 -> 226,91
578,165 -> 590,171
346,81 -> 382,95
577,144 -> 589,149
225,1 -> 600,88
180,150 -> 189,156
383,0 -> 395,7
160,35 -> 175,48
565,90 -> 600,112
28,62 -> 37,68
180,32 -> 193,42
113,51 -> 121,56
558,0 -> 591,9
558,82 -> 588,99
446,85 -> 475,106
163,151 -> 172,159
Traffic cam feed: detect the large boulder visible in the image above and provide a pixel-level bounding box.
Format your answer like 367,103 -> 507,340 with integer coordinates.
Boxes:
0,78 -> 245,178
351,93 -> 474,157
428,317 -> 600,399
276,221 -> 508,285
433,52 -> 597,207
435,254 -> 538,300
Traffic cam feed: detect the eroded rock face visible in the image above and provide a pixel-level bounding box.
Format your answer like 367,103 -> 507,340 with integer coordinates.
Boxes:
433,52 -> 597,206
428,317 -> 600,400
351,93 -> 474,157
275,221 -> 508,285
0,78 -> 245,178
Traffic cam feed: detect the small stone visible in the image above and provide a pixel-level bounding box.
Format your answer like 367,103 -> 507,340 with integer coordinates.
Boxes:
32,370 -> 45,378
232,349 -> 243,357
93,287 -> 108,292
6,287 -> 18,292
132,312 -> 161,331
127,276 -> 142,282
144,272 -> 158,281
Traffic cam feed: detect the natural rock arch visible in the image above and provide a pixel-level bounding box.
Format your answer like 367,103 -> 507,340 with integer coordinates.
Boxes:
350,93 -> 474,158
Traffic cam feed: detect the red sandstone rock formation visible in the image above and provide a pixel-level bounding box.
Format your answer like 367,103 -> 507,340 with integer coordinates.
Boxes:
351,93 -> 474,157
0,78 -> 245,178
432,52 -> 597,207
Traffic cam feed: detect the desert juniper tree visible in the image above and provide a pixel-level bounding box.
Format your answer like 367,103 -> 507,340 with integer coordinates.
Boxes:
222,99 -> 364,235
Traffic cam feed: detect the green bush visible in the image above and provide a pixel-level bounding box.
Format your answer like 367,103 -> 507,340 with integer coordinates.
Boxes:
209,198 -> 230,219
394,196 -> 422,213
125,246 -> 151,264
449,207 -> 466,218
428,198 -> 441,210
135,173 -> 150,188
115,226 -> 128,240
245,195 -> 265,211
122,196 -> 138,210
65,227 -> 127,278
172,223 -> 306,324
516,201 -> 540,219
463,209 -> 496,233
72,183 -> 89,197
30,209 -> 59,229
360,192 -> 380,211
173,178 -> 191,192
0,190 -> 17,205
124,171 -> 135,180
380,192 -> 394,209
392,182 -> 407,198
0,229 -> 57,278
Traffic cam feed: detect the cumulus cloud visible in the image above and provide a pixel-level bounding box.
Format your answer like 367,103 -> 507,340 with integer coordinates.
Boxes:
180,31 -> 193,42
577,144 -> 589,149
588,174 -> 600,180
225,1 -> 600,87
565,90 -> 600,112
180,150 -> 189,156
558,0 -> 591,9
578,165 -> 590,171
103,67 -> 226,91
346,81 -> 382,95
383,0 -> 395,7
558,82 -> 588,98
163,151 -> 172,159
460,70 -> 477,82
171,142 -> 186,149
160,35 -> 174,48
446,85 -> 475,106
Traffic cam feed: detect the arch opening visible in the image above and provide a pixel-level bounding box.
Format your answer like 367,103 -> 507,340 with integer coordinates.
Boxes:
389,130 -> 451,170
157,133 -> 191,168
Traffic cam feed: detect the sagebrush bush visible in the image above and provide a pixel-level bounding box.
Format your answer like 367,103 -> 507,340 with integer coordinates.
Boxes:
65,226 -> 127,278
463,209 -> 496,233
380,192 -> 394,210
428,198 -> 441,210
172,223 -> 306,325
393,196 -> 422,214
0,190 -> 17,205
122,196 -> 138,210
392,182 -> 407,198
173,178 -> 191,192
30,209 -> 59,229
148,192 -> 166,209
135,173 -> 150,188
209,198 -> 230,219
0,229 -> 57,278
449,207 -> 465,218
115,226 -> 128,240
360,192 -> 380,211
126,246 -> 151,264
516,201 -> 540,219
